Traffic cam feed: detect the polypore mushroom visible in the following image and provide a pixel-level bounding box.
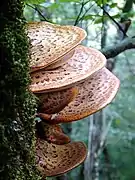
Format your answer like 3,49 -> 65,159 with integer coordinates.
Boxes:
45,48 -> 75,70
28,21 -> 120,178
30,45 -> 106,93
36,87 -> 78,114
36,138 -> 87,177
38,68 -> 120,124
27,22 -> 86,72
36,121 -> 70,145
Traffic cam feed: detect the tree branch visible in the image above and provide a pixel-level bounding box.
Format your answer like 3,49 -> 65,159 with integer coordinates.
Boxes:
101,36 -> 135,59
101,6 -> 128,37
74,1 -> 85,26
26,3 -> 51,22
79,3 -> 95,23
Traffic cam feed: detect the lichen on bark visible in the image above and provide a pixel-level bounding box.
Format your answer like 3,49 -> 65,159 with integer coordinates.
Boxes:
0,0 -> 42,179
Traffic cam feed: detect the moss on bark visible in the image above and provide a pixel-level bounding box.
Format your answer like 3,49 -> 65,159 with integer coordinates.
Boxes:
0,0 -> 42,179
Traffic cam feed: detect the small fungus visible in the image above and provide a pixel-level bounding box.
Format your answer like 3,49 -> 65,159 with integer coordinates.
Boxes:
36,121 -> 70,145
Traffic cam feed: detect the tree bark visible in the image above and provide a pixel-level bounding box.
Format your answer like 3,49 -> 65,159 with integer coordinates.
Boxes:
101,36 -> 135,59
0,0 -> 41,179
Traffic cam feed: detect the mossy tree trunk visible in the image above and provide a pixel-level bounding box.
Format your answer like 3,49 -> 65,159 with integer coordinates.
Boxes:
0,1 -> 41,179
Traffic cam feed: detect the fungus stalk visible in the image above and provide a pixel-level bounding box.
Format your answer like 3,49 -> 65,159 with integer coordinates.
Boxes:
0,0 -> 41,179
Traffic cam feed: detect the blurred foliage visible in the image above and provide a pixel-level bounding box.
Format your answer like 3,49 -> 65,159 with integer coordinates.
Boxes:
24,0 -> 135,179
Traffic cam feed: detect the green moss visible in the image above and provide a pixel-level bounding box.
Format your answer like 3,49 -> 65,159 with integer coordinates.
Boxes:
0,0 -> 42,179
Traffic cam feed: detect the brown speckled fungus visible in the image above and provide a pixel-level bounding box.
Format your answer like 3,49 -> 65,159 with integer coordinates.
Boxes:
28,21 -> 120,178
36,122 -> 70,145
38,68 -> 120,124
30,45 -> 106,93
36,87 -> 78,114
28,22 -> 86,72
36,139 -> 87,177
45,48 -> 75,70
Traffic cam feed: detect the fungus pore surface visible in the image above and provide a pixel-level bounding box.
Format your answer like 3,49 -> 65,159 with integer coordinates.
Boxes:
45,48 -> 75,70
30,45 -> 106,93
36,139 -> 87,177
28,22 -> 86,72
37,87 -> 78,114
38,67 -> 120,124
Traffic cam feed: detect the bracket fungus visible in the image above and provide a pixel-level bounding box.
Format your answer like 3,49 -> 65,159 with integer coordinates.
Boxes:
37,87 -> 78,114
36,138 -> 87,177
28,22 -> 86,72
30,45 -> 107,93
38,68 -> 120,124
28,21 -> 120,177
36,121 -> 70,145
45,48 -> 75,70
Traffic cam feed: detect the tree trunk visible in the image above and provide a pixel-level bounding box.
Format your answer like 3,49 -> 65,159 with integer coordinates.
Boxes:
0,1 -> 41,179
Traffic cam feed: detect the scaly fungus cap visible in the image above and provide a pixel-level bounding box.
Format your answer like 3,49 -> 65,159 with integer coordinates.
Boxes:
38,68 -> 120,124
28,22 -> 86,72
30,45 -> 106,93
45,48 -> 75,70
36,139 -> 87,177
37,87 -> 78,114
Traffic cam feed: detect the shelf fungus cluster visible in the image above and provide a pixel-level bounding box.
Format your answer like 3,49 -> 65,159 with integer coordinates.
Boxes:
28,22 -> 120,178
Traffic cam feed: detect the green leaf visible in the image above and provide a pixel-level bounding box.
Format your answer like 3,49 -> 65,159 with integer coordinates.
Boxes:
122,11 -> 135,18
111,14 -> 121,19
94,17 -> 103,24
109,3 -> 118,8
82,14 -> 101,20
48,3 -> 59,10
96,0 -> 108,6
94,13 -> 120,24
59,0 -> 80,2
25,0 -> 46,4
115,119 -> 121,126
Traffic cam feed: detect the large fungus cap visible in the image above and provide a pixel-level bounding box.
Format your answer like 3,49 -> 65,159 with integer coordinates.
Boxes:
28,22 -> 86,72
30,45 -> 106,93
38,67 -> 120,124
45,48 -> 75,70
36,139 -> 87,177
36,122 -> 70,145
37,87 -> 78,114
